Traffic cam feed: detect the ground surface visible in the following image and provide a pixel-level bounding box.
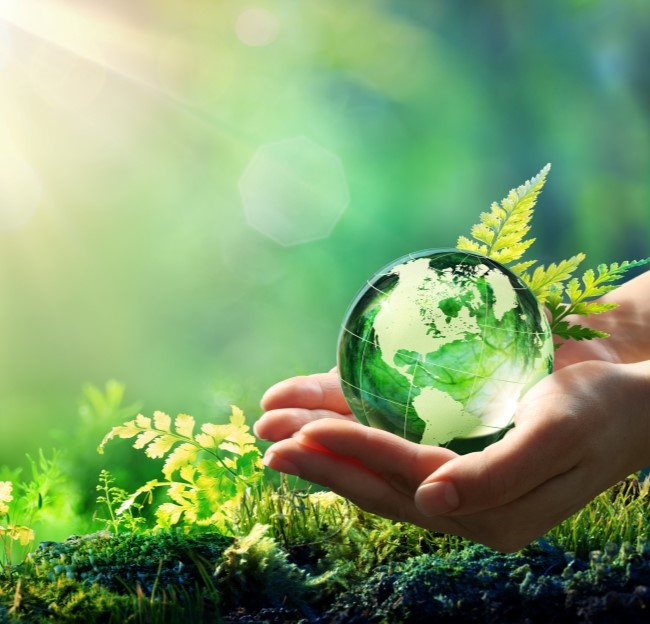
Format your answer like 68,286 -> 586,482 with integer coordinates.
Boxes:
2,531 -> 650,622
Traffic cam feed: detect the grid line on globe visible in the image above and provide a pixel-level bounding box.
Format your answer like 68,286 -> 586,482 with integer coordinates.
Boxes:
337,249 -> 554,453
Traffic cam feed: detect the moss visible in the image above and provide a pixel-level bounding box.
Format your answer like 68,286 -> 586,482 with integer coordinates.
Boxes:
4,530 -> 650,622
321,541 -> 650,623
25,530 -> 231,594
215,524 -> 327,616
3,464 -> 650,622
1,530 -> 230,622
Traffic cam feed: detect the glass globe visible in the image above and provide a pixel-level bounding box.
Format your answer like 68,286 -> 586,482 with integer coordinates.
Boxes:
337,249 -> 554,453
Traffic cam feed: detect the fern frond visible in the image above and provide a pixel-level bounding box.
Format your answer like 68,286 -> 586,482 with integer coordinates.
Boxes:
153,411 -> 172,432
547,257 -> 650,342
509,259 -> 537,276
133,430 -> 159,450
457,163 -> 550,265
551,321 -> 609,342
569,301 -> 618,316
456,235 -> 486,256
175,413 -> 195,438
145,434 -> 177,459
163,443 -> 199,480
521,253 -> 586,303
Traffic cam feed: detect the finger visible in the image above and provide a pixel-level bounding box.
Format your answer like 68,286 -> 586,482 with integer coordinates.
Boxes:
253,408 -> 355,442
294,418 -> 457,496
261,372 -> 351,414
262,435 -> 462,535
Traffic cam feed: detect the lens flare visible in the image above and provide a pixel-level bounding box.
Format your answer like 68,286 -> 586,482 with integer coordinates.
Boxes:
0,153 -> 43,230
239,136 -> 350,246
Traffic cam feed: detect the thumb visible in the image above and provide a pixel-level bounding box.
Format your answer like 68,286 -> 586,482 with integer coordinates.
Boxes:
413,394 -> 584,517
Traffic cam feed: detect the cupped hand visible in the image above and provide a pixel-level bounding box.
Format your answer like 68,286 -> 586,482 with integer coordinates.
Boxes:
254,272 -> 650,552
256,360 -> 650,552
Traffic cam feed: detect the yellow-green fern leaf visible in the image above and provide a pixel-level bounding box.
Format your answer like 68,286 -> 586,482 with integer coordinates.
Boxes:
145,434 -> 178,459
153,410 -> 172,432
509,259 -> 537,276
456,236 -> 486,256
521,253 -> 586,303
457,164 -> 550,265
163,442 -> 198,480
174,413 -> 195,439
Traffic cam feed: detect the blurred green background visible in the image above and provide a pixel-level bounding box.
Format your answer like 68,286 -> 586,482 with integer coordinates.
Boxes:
0,0 -> 649,501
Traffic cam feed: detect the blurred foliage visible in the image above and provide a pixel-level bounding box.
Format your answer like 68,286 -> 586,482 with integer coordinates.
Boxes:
0,1 -> 648,499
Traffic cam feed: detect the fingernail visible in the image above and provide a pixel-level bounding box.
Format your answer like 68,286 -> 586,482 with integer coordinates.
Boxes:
262,452 -> 300,476
415,481 -> 459,516
252,416 -> 266,439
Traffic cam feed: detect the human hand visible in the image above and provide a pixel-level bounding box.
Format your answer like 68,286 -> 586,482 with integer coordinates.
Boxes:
255,272 -> 650,552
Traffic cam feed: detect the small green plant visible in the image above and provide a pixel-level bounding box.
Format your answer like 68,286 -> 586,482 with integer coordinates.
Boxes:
548,474 -> 650,558
215,522 -> 325,611
97,406 -> 264,535
0,450 -> 81,565
0,481 -> 34,567
94,469 -> 145,534
457,164 -> 650,345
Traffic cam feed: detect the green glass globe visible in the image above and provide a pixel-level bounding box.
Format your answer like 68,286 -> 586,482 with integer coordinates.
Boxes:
337,249 -> 554,453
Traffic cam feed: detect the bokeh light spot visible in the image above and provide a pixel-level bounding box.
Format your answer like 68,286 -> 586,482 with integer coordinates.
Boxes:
0,154 -> 43,230
239,136 -> 350,246
235,8 -> 280,47
28,38 -> 106,111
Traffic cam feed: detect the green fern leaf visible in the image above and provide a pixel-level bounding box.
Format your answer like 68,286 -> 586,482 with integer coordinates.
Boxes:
135,414 -> 152,429
0,481 -> 12,516
230,405 -> 246,428
470,222 -> 495,246
163,442 -> 198,480
175,413 -> 195,438
194,432 -> 216,449
236,450 -> 265,479
490,238 -> 536,265
97,418 -> 142,453
521,253 -> 586,303
456,236 -> 486,256
509,259 -> 537,275
156,502 -> 185,526
133,430 -> 160,450
167,482 -> 195,506
570,301 -> 618,316
145,434 -> 177,458
457,163 -> 550,264
552,321 -> 609,342
179,464 -> 196,483
195,422 -> 233,449
153,410 -> 172,432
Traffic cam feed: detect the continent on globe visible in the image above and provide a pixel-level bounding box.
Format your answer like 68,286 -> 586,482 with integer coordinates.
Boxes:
337,249 -> 554,453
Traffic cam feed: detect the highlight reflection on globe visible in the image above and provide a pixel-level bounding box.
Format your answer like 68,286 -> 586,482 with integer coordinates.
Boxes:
337,249 -> 554,453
